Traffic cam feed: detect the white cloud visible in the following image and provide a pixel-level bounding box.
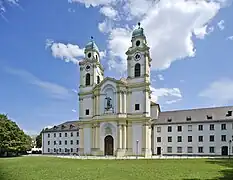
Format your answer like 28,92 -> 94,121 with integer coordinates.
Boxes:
23,129 -> 39,136
98,20 -> 113,33
5,67 -> 73,100
199,78 -> 233,104
71,109 -> 76,112
97,0 -> 224,72
157,74 -> 164,81
46,39 -> 106,64
68,0 -> 113,8
46,39 -> 84,64
99,6 -> 118,19
227,36 -> 233,40
150,86 -> 182,105
217,20 -> 225,30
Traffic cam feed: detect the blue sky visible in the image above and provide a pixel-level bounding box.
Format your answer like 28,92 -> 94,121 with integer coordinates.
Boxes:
0,0 -> 233,135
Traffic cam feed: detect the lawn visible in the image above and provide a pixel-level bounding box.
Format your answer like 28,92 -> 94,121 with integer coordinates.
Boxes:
0,156 -> 233,180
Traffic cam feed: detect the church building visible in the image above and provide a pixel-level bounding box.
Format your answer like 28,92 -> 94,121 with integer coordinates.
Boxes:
42,24 -> 233,157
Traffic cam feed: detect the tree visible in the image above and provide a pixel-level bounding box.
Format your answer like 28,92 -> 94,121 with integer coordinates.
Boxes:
0,114 -> 32,156
36,130 -> 43,148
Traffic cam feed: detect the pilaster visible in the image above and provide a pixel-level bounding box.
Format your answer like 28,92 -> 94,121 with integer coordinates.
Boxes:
141,122 -> 152,157
122,124 -> 127,149
78,125 -> 84,155
126,121 -> 133,155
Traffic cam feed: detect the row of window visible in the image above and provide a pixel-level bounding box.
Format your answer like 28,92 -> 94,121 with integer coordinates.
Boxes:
48,140 -> 79,145
166,110 -> 232,122
48,148 -> 79,153
157,135 -> 233,143
84,104 -> 141,115
157,123 -> 230,133
47,131 -> 79,138
166,146 -> 217,153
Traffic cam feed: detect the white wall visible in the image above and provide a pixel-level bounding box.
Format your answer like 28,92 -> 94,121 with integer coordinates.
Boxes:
84,127 -> 91,154
154,122 -> 233,156
132,122 -> 142,155
42,131 -> 80,154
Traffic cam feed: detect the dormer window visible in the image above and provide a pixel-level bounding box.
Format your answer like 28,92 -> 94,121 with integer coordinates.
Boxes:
167,118 -> 172,122
61,125 -> 65,129
207,115 -> 213,120
186,116 -> 191,121
226,111 -> 232,117
70,124 -> 75,129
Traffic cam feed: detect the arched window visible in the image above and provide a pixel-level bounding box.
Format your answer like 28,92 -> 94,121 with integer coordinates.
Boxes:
134,63 -> 141,77
85,73 -> 90,86
97,76 -> 100,84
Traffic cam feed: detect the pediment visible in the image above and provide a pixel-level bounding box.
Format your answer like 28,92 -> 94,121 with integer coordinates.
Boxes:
93,77 -> 127,91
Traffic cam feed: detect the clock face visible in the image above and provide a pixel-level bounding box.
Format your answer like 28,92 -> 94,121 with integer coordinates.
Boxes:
134,52 -> 141,61
85,65 -> 91,71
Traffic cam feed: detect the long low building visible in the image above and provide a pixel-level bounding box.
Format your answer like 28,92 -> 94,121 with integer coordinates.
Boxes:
42,24 -> 233,157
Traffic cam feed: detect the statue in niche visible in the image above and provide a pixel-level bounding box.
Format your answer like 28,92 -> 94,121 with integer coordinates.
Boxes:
105,96 -> 113,110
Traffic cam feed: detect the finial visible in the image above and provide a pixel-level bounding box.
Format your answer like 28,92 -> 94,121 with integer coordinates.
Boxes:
138,22 -> 141,28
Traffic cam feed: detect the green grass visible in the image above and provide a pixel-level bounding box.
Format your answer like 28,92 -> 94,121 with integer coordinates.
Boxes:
0,156 -> 233,180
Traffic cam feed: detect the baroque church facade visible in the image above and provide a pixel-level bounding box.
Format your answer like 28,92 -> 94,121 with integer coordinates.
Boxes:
42,24 -> 233,157
77,23 -> 153,157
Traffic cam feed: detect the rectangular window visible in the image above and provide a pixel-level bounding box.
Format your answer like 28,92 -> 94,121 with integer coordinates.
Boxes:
187,147 -> 193,153
48,141 -> 50,145
65,133 -> 67,137
71,132 -> 73,137
59,133 -> 62,137
70,148 -> 73,153
76,148 -> 79,152
48,134 -> 50,138
168,136 -> 172,142
48,148 -> 50,152
54,133 -> 56,137
198,125 -> 203,131
210,124 -> 215,131
65,140 -> 67,145
77,131 -> 79,137
59,148 -> 61,152
167,147 -> 172,153
77,140 -> 79,145
54,148 -> 56,153
210,135 -> 215,142
177,126 -> 182,132
188,136 -> 192,142
177,147 -> 182,153
157,137 -> 161,142
226,110 -> 232,117
59,141 -> 62,145
70,140 -> 73,145
188,125 -> 192,132
221,135 -> 226,142
157,127 -> 161,133
198,147 -> 203,153
65,148 -> 67,152
54,141 -> 56,145
198,136 -> 203,142
221,124 -> 226,130
186,116 -> 191,121
85,109 -> 89,115
167,126 -> 172,132
167,118 -> 172,122
177,136 -> 182,142
207,115 -> 213,120
135,104 -> 140,110
209,147 -> 215,153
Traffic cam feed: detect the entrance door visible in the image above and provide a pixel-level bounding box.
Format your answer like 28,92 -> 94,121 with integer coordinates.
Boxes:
157,147 -> 161,155
104,135 -> 114,155
222,146 -> 228,156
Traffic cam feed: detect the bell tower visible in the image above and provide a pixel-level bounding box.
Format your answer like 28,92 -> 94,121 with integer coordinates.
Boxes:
126,23 -> 151,84
79,37 -> 104,90
125,23 -> 152,117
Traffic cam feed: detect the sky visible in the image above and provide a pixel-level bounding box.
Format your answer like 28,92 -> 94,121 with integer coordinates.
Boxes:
0,0 -> 233,135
